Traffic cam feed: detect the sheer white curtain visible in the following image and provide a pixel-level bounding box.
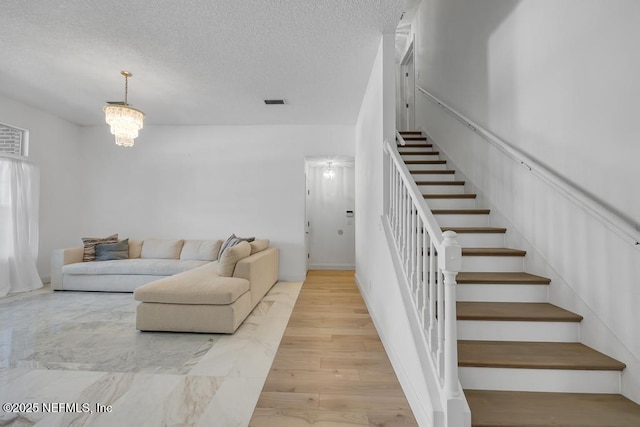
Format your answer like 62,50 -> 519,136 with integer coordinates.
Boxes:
0,156 -> 42,297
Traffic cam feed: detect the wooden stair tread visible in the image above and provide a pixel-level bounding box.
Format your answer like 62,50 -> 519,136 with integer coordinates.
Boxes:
457,272 -> 551,284
457,302 -> 583,322
458,341 -> 626,370
424,193 -> 476,199
432,209 -> 490,214
399,131 -> 422,135
416,180 -> 465,185
442,227 -> 506,234
398,150 -> 435,154
398,143 -> 433,148
402,136 -> 427,140
462,248 -> 526,256
466,390 -> 640,427
405,160 -> 446,165
411,170 -> 455,174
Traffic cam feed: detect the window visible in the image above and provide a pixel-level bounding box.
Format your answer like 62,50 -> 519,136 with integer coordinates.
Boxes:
0,122 -> 28,157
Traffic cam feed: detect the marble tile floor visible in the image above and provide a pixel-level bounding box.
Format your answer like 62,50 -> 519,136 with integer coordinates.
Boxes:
0,281 -> 302,427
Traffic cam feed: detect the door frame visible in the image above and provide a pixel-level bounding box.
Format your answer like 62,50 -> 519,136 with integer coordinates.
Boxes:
304,157 -> 356,271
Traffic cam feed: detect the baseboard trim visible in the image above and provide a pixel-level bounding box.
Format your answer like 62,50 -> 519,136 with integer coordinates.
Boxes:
308,264 -> 355,270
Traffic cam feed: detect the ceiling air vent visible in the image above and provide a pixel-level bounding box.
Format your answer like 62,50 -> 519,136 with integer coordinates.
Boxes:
264,99 -> 285,105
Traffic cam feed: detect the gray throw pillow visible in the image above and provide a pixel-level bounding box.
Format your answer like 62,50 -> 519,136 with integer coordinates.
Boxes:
218,234 -> 255,260
95,239 -> 130,261
82,233 -> 118,262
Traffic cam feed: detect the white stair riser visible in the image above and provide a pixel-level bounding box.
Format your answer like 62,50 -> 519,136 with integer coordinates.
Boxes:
419,184 -> 466,194
433,214 -> 489,227
407,163 -> 448,171
431,255 -> 523,272
453,233 -> 505,247
460,256 -> 524,272
457,320 -> 580,342
424,198 -> 477,210
459,367 -> 620,394
456,284 -> 549,303
410,173 -> 456,181
401,154 -> 440,161
398,147 -> 433,153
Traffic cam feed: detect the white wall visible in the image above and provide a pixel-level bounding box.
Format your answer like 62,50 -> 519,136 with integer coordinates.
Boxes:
410,0 -> 640,402
78,125 -> 354,281
355,35 -> 438,426
0,94 -> 83,280
307,165 -> 355,269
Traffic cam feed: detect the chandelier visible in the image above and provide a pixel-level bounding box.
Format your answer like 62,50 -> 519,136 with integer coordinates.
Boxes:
104,71 -> 145,147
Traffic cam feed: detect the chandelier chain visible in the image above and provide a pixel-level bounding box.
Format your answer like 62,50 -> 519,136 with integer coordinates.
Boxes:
123,74 -> 129,105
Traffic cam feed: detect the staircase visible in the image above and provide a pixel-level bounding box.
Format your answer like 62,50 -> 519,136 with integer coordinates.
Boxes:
397,131 -> 640,426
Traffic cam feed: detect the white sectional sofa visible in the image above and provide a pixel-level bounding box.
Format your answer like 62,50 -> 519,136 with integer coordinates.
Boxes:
52,238 -> 221,292
50,237 -> 279,333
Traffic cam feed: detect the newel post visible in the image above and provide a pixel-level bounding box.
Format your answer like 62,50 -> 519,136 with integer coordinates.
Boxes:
439,230 -> 462,399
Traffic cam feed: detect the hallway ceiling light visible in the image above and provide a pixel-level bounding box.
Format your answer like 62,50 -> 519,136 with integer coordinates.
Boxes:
104,71 -> 145,147
323,162 -> 335,180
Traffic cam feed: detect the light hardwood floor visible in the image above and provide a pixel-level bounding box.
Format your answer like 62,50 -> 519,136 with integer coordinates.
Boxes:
249,270 -> 418,427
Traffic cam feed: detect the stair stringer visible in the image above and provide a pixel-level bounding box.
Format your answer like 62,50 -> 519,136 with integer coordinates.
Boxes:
418,125 -> 640,404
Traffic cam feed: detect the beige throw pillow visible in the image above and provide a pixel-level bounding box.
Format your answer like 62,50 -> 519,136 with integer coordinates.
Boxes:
180,240 -> 223,261
128,240 -> 143,259
249,239 -> 269,255
217,241 -> 251,277
140,239 -> 184,260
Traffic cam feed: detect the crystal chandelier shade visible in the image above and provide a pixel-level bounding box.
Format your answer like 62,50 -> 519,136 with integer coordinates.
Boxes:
323,162 -> 335,180
104,71 -> 145,147
104,104 -> 145,147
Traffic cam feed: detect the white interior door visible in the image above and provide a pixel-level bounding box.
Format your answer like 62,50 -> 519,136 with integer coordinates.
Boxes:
399,64 -> 408,130
306,163 -> 355,270
405,53 -> 415,130
402,44 -> 416,130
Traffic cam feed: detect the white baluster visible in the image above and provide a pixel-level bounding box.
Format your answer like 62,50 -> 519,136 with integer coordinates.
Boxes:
392,170 -> 397,239
409,205 -> 416,287
408,199 -> 412,275
393,168 -> 399,237
388,161 -> 393,222
398,186 -> 404,251
415,217 -> 423,304
402,192 -> 406,270
402,191 -> 411,275
422,230 -> 428,330
437,265 -> 445,382
405,203 -> 410,282
428,240 -> 437,352
396,170 -> 401,239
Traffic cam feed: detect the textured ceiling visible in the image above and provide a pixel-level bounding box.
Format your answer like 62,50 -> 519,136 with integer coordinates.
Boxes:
0,0 -> 404,126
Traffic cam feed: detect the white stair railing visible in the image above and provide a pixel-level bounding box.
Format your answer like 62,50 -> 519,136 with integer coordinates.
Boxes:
384,133 -> 466,426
